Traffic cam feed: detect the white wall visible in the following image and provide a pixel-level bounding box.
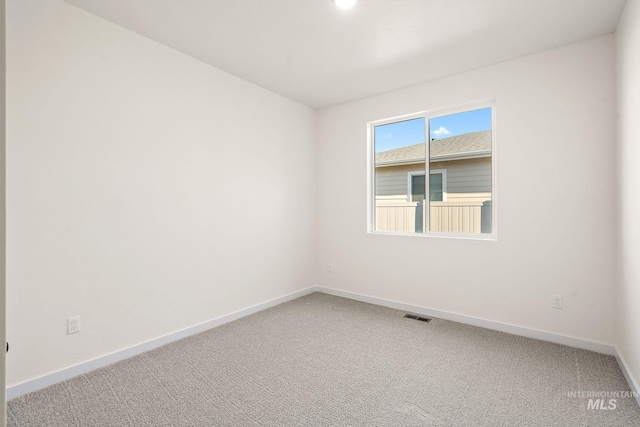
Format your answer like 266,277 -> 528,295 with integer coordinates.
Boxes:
317,35 -> 617,345
6,0 -> 316,386
0,0 -> 6,424
616,0 -> 640,391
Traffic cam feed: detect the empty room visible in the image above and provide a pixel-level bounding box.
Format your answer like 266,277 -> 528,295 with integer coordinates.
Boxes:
2,0 -> 640,425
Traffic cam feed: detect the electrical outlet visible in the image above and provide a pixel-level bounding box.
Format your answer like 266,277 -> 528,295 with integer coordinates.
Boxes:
552,295 -> 563,309
67,316 -> 81,334
328,263 -> 333,273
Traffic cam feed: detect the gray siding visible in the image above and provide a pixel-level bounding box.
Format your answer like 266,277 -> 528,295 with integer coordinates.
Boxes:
375,157 -> 491,202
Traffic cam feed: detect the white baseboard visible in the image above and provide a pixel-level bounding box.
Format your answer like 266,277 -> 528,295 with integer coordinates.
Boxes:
316,286 -> 616,356
615,347 -> 640,407
7,286 -> 317,400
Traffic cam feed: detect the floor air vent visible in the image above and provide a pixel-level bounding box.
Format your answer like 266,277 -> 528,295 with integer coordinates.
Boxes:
404,314 -> 432,323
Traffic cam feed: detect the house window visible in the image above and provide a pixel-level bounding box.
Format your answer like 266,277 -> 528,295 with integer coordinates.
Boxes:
408,170 -> 446,202
371,103 -> 495,238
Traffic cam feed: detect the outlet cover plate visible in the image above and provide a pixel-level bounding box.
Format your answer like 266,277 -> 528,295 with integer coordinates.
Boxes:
67,316 -> 81,334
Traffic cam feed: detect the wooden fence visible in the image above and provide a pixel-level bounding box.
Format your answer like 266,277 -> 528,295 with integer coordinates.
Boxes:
375,201 -> 491,234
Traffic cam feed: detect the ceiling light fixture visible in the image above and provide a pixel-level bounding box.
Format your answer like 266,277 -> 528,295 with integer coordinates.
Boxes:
334,0 -> 358,9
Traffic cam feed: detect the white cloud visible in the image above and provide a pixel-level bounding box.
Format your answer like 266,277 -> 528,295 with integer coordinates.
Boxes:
431,126 -> 450,137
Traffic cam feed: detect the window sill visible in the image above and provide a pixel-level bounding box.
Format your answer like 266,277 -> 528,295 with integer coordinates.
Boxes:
367,230 -> 498,241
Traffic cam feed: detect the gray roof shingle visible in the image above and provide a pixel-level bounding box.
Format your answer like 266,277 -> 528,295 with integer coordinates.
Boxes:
376,130 -> 491,165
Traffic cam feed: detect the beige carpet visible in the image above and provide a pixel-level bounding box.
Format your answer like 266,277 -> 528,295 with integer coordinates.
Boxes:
7,292 -> 640,426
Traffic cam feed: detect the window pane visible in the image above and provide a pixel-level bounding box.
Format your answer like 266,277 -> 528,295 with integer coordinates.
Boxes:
374,118 -> 425,233
429,173 -> 443,201
411,175 -> 425,202
429,108 -> 492,234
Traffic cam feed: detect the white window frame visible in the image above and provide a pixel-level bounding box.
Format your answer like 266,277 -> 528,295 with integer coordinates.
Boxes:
367,99 -> 497,240
407,169 -> 447,202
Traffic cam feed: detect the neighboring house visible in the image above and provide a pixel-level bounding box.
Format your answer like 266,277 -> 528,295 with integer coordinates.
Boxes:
375,130 -> 492,234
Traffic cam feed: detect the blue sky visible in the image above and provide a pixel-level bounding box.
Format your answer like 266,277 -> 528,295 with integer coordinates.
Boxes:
374,107 -> 492,153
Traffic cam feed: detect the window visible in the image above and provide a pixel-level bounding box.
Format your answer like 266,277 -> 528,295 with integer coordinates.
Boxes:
408,170 -> 446,202
370,103 -> 495,238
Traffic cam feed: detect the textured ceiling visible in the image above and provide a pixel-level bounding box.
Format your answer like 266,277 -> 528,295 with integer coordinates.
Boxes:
62,0 -> 627,109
